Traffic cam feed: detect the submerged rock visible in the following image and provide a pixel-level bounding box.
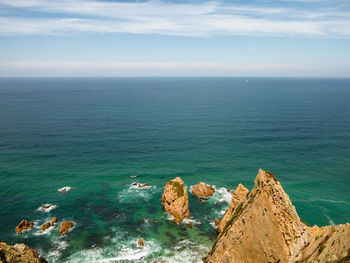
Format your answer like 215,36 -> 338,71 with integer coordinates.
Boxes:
161,177 -> 190,224
15,219 -> 33,233
58,186 -> 71,193
41,221 -> 51,232
132,182 -> 150,189
37,203 -> 57,213
138,238 -> 144,246
192,182 -> 215,198
217,183 -> 249,233
59,221 -> 74,235
204,169 -> 350,263
0,241 -> 47,263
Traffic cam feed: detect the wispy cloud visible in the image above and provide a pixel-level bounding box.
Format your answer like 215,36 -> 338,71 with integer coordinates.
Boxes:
1,60 -> 349,77
0,0 -> 349,37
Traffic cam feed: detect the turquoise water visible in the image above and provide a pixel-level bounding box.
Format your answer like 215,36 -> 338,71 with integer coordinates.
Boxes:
0,77 -> 349,262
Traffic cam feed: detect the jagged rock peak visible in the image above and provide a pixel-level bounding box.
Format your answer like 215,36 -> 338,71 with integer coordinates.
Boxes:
204,169 -> 350,263
217,183 -> 249,233
0,242 -> 47,263
161,177 -> 190,224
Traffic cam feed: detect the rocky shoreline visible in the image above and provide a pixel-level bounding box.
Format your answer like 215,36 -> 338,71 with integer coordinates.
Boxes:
2,169 -> 349,262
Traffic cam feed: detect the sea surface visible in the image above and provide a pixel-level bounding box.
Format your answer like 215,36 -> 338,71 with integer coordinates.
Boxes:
0,77 -> 349,262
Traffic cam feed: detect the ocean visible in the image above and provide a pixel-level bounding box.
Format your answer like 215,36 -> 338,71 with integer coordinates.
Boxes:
0,77 -> 349,262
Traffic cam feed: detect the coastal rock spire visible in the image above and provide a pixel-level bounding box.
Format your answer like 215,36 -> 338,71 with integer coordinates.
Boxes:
217,183 -> 249,233
161,177 -> 190,224
204,169 -> 350,263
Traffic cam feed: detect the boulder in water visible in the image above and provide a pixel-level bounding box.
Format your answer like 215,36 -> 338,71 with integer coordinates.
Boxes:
15,219 -> 33,233
161,177 -> 190,224
59,221 -> 74,235
192,182 -> 215,198
41,222 -> 51,231
138,238 -> 144,246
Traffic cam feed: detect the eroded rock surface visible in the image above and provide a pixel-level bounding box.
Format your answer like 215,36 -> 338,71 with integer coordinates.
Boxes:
15,220 -> 33,233
0,242 -> 46,263
41,222 -> 51,232
192,182 -> 215,198
59,221 -> 74,235
204,169 -> 350,263
161,177 -> 190,223
217,183 -> 249,233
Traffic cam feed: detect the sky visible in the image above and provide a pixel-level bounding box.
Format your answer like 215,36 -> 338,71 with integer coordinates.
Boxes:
0,0 -> 350,77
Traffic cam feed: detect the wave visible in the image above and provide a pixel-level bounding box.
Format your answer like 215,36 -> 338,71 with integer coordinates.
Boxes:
58,186 -> 71,193
37,203 -> 57,213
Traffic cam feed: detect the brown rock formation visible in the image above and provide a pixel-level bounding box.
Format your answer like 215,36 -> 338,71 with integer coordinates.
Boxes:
51,217 -> 57,225
41,222 -> 51,231
0,242 -> 47,263
217,183 -> 249,233
192,182 -> 215,198
213,217 -> 220,226
59,221 -> 74,235
138,238 -> 144,246
204,169 -> 350,263
15,219 -> 33,233
161,177 -> 190,224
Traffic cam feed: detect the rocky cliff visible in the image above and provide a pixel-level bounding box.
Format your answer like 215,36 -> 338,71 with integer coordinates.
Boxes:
204,169 -> 350,263
0,242 -> 47,263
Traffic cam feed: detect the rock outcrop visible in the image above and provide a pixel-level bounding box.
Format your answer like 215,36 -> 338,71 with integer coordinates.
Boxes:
15,220 -> 33,233
138,238 -> 144,246
0,242 -> 47,263
51,217 -> 57,225
59,221 -> 74,235
41,222 -> 51,232
161,177 -> 190,224
204,169 -> 350,263
192,182 -> 215,198
217,183 -> 249,233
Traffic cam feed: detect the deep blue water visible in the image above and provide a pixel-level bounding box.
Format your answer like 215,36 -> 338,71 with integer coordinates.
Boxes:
0,77 -> 349,262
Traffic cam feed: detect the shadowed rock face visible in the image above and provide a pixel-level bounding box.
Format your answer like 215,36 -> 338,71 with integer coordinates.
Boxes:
192,182 -> 215,198
204,169 -> 350,263
217,183 -> 249,233
0,242 -> 47,263
15,219 -> 33,233
161,177 -> 190,224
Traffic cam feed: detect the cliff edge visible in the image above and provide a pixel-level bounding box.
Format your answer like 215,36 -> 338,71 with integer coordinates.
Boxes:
0,242 -> 47,263
204,169 -> 350,263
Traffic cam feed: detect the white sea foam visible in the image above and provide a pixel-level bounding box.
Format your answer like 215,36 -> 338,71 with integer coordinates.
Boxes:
325,214 -> 335,225
163,239 -> 210,263
46,240 -> 68,263
130,182 -> 151,190
68,239 -> 160,263
165,212 -> 175,221
118,183 -> 158,203
37,203 -> 57,213
58,186 -> 71,192
213,187 -> 232,203
182,217 -> 201,226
